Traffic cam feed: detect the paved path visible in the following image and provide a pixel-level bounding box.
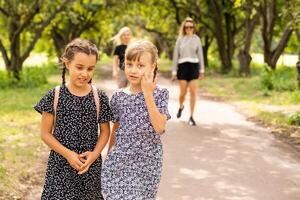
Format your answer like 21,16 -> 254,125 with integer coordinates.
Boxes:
25,71 -> 300,200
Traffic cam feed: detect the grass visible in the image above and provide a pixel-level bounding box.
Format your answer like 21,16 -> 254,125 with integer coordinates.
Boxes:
199,64 -> 300,130
0,81 -> 58,198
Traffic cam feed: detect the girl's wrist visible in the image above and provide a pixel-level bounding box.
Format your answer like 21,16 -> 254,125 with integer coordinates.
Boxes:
92,150 -> 101,158
63,149 -> 74,160
143,90 -> 154,98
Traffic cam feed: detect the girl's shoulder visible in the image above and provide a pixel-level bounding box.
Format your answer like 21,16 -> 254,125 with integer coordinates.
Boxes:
111,88 -> 126,98
154,86 -> 169,97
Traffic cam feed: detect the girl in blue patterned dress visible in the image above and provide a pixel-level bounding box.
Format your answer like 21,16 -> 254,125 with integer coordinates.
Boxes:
34,39 -> 112,199
101,40 -> 171,199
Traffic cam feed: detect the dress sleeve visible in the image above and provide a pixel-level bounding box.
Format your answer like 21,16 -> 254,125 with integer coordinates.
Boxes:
110,92 -> 120,123
34,88 -> 55,115
98,90 -> 113,124
156,88 -> 171,120
113,45 -> 120,56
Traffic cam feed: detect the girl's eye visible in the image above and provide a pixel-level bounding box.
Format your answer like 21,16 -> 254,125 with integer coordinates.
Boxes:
76,66 -> 83,70
126,64 -> 133,68
88,68 -> 94,71
138,64 -> 144,68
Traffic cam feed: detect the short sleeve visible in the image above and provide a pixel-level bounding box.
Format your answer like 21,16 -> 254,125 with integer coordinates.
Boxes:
156,88 -> 171,120
110,92 -> 119,123
34,88 -> 55,115
98,90 -> 113,124
113,46 -> 120,56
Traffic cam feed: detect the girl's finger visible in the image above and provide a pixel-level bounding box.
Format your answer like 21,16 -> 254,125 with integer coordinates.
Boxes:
78,168 -> 88,175
79,151 -> 90,157
78,157 -> 86,163
80,161 -> 90,170
78,165 -> 90,174
76,159 -> 84,168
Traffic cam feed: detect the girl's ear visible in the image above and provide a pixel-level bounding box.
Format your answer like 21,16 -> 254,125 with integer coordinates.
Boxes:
62,58 -> 70,69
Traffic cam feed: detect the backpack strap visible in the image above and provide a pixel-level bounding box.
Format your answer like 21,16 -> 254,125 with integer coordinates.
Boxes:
92,85 -> 100,122
53,85 -> 60,132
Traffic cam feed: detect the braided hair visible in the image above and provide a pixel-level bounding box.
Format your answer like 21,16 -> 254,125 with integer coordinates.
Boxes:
60,38 -> 99,85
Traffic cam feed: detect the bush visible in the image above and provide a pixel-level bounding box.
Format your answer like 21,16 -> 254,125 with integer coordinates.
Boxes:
260,67 -> 297,91
288,113 -> 300,126
0,67 -> 49,89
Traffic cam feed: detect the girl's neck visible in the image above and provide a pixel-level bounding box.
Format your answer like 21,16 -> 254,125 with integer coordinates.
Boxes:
66,82 -> 91,97
129,84 -> 142,94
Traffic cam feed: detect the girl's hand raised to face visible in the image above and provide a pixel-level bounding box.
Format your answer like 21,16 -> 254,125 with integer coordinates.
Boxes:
141,67 -> 156,95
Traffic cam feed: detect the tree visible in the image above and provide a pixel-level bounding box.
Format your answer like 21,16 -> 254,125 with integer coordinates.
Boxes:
259,0 -> 293,70
205,0 -> 243,73
0,0 -> 73,80
237,0 -> 261,75
49,0 -> 112,60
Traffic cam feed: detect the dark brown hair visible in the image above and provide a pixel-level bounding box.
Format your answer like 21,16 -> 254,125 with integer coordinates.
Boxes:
60,38 -> 99,84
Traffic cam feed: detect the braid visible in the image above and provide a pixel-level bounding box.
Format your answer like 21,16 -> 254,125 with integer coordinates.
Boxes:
153,65 -> 158,82
62,66 -> 66,85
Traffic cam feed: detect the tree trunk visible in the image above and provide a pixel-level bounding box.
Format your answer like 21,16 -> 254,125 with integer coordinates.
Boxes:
51,29 -> 68,61
260,0 -> 293,70
238,50 -> 252,75
238,2 -> 260,76
207,0 -> 233,73
297,61 -> 300,90
202,34 -> 212,68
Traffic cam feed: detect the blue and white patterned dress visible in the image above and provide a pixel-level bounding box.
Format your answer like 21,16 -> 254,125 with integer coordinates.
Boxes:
101,87 -> 171,200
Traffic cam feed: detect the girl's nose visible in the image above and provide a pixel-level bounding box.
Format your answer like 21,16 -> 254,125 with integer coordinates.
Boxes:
81,70 -> 88,77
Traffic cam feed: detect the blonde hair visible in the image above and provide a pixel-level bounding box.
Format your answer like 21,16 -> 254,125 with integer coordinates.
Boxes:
179,17 -> 196,37
111,26 -> 131,45
125,40 -> 158,79
125,40 -> 158,65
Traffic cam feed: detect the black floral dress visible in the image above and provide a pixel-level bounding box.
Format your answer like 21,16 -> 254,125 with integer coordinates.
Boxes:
101,87 -> 171,200
34,85 -> 112,200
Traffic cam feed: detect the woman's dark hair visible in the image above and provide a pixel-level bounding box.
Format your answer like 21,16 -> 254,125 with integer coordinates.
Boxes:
60,38 -> 99,85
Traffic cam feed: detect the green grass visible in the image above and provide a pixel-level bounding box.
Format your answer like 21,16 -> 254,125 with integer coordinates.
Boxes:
0,80 -> 58,197
200,64 -> 300,129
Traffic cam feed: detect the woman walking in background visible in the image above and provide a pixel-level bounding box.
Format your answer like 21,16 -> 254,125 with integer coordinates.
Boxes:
111,26 -> 132,88
172,17 -> 205,126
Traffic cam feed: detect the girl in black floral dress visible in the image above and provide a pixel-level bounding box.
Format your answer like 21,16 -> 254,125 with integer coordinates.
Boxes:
34,39 -> 112,200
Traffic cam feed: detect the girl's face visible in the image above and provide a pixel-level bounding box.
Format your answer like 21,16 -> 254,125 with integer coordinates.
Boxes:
121,31 -> 131,44
125,52 -> 154,86
65,52 -> 97,88
184,21 -> 194,36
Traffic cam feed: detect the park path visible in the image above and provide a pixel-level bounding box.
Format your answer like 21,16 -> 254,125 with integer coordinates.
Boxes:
25,66 -> 300,200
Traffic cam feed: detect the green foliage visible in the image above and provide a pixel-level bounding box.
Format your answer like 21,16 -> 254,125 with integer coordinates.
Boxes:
0,64 -> 60,89
260,67 -> 297,91
288,113 -> 300,126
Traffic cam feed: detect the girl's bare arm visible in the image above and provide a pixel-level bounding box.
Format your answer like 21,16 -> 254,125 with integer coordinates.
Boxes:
41,112 -> 83,170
